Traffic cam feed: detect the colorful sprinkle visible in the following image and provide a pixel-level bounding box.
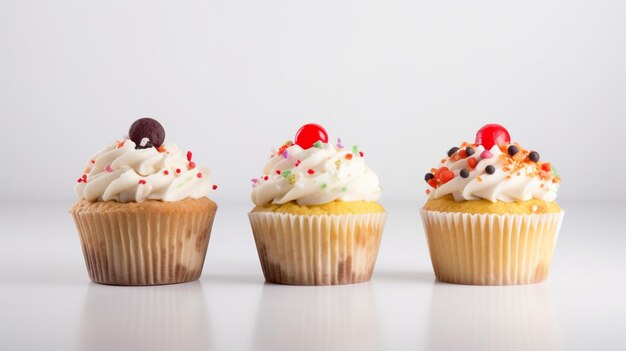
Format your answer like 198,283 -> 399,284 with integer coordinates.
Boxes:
90,160 -> 95,164
439,170 -> 455,184
263,176 -> 269,181
176,168 -> 181,174
287,174 -> 298,185
341,186 -> 347,192
295,160 -> 301,167
528,151 -> 540,162
307,169 -> 315,175
352,145 -> 359,154
187,151 -> 193,162
447,147 -> 459,157
321,183 -> 327,189
282,150 -> 289,159
138,179 -> 147,185
345,154 -> 353,160
197,172 -> 203,178
337,138 -> 344,149
163,170 -> 169,175
313,141 -> 323,149
105,164 -> 113,173
276,170 -> 281,175
359,151 -> 364,157
212,185 -> 218,190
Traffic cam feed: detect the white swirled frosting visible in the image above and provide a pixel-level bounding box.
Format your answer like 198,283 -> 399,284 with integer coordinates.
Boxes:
251,142 -> 381,206
428,144 -> 559,202
75,140 -> 214,202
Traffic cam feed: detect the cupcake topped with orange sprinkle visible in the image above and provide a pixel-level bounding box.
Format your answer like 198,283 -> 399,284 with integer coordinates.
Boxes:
424,124 -> 560,204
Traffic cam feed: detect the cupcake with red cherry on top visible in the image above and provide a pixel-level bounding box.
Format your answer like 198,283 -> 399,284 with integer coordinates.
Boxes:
248,123 -> 386,285
421,124 -> 563,285
70,118 -> 218,285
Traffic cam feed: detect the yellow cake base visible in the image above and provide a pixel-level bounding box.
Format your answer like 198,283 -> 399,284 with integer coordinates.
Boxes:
70,198 -> 217,286
252,200 -> 385,215
423,195 -> 560,215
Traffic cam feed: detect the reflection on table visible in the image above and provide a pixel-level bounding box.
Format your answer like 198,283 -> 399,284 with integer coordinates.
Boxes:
428,282 -> 560,351
77,281 -> 210,351
254,282 -> 381,351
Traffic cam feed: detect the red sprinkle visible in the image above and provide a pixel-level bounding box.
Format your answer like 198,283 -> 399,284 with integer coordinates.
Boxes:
196,172 -> 203,178
163,170 -> 169,175
263,176 -> 269,181
541,163 -> 551,172
187,151 -> 193,162
295,160 -> 301,167
90,160 -> 95,164
359,151 -> 364,157
188,161 -> 196,170
138,179 -> 147,185
307,169 -> 315,175
212,185 -> 218,190
276,170 -> 281,175
439,170 -> 455,184
176,168 -> 181,174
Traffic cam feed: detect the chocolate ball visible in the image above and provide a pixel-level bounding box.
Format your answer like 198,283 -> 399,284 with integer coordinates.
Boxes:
129,118 -> 165,149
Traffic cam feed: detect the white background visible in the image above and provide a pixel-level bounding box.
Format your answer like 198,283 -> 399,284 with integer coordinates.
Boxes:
1,1 -> 625,350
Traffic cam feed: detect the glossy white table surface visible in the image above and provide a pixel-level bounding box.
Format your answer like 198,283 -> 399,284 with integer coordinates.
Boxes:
1,200 -> 624,351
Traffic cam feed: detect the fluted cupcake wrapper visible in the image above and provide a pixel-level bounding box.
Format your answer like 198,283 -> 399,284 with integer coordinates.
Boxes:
248,212 -> 386,286
421,209 -> 564,285
71,200 -> 217,286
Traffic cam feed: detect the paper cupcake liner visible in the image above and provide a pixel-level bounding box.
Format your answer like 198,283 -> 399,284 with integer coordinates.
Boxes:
71,200 -> 217,285
421,210 -> 564,285
248,212 -> 386,285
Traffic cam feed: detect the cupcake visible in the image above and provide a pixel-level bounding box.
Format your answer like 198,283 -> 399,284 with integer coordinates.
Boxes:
421,124 -> 564,285
70,118 -> 218,285
248,123 -> 386,285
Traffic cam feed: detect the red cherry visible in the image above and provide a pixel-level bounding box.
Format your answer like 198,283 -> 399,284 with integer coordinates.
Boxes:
294,123 -> 328,149
475,124 -> 511,150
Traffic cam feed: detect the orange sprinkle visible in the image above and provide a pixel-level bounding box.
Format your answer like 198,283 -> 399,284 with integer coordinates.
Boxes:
441,158 -> 446,164
439,170 -> 455,184
157,146 -> 167,153
476,176 -> 483,182
345,154 -> 353,160
467,157 -> 478,170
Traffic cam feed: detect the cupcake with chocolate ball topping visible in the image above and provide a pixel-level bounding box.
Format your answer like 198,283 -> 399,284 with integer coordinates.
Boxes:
421,124 -> 564,285
70,118 -> 218,285
248,123 -> 386,285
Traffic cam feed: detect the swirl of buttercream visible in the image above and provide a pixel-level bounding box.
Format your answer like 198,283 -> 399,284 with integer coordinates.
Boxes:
251,143 -> 381,206
428,144 -> 559,202
75,140 -> 213,202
